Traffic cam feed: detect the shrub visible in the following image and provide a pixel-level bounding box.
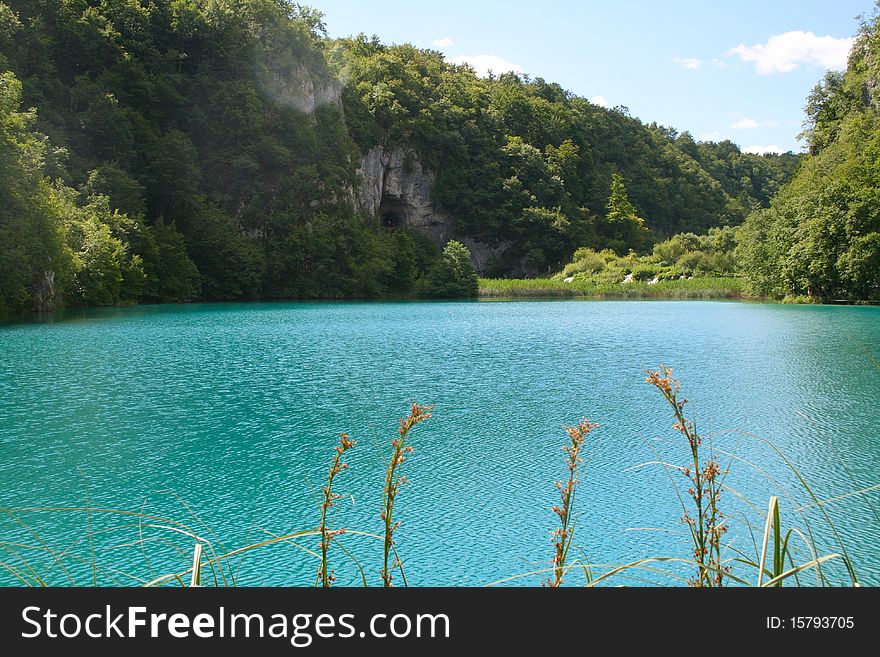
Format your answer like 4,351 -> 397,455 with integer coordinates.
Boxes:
676,250 -> 714,275
562,248 -> 606,277
598,248 -> 620,263
630,264 -> 658,281
421,240 -> 479,298
653,232 -> 703,265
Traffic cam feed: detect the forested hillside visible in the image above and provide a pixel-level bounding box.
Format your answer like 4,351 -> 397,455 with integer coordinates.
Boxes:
0,0 -> 800,312
1,0 -> 407,311
335,36 -> 799,273
738,8 -> 880,302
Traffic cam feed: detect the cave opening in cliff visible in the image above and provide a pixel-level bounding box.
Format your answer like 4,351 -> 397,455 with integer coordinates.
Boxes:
382,210 -> 402,228
379,196 -> 407,229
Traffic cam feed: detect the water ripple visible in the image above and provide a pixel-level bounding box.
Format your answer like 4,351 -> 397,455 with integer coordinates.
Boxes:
1,300 -> 878,586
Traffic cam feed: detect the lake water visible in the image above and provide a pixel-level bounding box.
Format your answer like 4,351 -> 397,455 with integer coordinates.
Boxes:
1,300 -> 878,586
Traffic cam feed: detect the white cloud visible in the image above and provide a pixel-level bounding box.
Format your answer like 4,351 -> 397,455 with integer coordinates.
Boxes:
448,54 -> 523,77
731,117 -> 760,130
744,144 -> 784,155
697,131 -> 725,142
672,56 -> 702,70
432,37 -> 454,48
589,95 -> 609,108
730,117 -> 779,130
728,31 -> 854,74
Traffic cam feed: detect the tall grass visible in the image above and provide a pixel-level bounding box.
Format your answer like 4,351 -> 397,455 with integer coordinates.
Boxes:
479,276 -> 743,299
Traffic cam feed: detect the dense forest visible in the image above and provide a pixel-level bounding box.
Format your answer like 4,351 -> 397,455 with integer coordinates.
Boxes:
333,35 -> 799,272
1,0 -> 875,312
737,9 -> 880,301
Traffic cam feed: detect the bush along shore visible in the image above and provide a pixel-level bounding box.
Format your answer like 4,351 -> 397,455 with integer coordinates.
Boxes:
479,228 -> 744,300
0,368 -> 863,588
479,276 -> 743,300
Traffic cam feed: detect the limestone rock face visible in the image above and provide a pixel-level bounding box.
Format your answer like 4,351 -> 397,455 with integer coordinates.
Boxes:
356,146 -> 506,272
357,146 -> 454,241
262,62 -> 343,115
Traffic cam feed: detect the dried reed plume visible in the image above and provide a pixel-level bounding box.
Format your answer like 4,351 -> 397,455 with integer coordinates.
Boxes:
317,433 -> 356,587
380,403 -> 433,587
547,418 -> 598,587
646,366 -> 728,586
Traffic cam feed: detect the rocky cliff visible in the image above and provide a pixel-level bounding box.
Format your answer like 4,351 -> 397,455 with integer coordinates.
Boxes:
356,146 -> 505,272
265,59 -> 505,272
261,61 -> 344,115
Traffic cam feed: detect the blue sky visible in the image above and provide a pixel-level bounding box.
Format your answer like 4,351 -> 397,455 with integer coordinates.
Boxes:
313,0 -> 875,153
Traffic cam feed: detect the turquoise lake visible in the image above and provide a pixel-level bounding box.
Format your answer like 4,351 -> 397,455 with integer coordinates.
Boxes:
1,300 -> 878,586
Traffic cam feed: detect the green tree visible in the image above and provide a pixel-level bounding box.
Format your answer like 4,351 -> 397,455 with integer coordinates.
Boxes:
602,173 -> 650,254
149,220 -> 200,302
423,240 -> 479,298
0,71 -> 71,311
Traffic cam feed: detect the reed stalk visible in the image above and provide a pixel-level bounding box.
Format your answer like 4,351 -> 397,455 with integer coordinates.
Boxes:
317,433 -> 356,587
546,419 -> 598,587
380,403 -> 432,587
646,366 -> 728,587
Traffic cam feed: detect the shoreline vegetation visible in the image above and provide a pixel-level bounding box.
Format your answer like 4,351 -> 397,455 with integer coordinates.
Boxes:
478,278 -> 880,304
479,276 -> 744,300
8,279 -> 880,326
0,368 -> 866,588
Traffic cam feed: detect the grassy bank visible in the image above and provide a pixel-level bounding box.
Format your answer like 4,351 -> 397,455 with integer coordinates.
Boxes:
479,276 -> 744,299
